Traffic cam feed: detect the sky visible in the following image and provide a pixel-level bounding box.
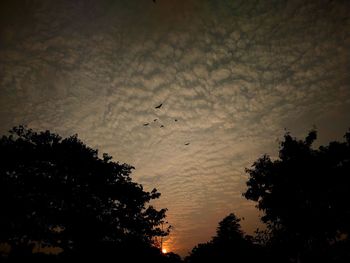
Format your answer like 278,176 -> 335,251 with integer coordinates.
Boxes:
1,0 -> 350,256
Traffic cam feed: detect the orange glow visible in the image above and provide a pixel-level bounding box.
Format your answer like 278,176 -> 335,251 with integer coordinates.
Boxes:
162,248 -> 167,254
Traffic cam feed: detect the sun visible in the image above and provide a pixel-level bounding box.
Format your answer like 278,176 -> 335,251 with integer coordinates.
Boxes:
162,248 -> 167,254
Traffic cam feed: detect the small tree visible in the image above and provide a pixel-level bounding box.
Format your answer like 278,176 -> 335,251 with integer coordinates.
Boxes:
0,126 -> 170,260
214,213 -> 244,244
186,213 -> 257,263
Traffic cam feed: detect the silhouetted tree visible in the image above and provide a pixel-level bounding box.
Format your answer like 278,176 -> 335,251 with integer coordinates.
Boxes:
244,129 -> 350,262
186,213 -> 259,263
214,213 -> 243,243
0,126 -> 170,261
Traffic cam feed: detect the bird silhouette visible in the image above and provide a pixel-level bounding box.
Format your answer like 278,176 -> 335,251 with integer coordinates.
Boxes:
143,123 -> 149,126
185,142 -> 190,145
155,103 -> 163,109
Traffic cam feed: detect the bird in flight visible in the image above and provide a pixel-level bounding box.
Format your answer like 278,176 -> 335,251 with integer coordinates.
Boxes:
155,103 -> 163,109
184,142 -> 190,145
143,123 -> 149,126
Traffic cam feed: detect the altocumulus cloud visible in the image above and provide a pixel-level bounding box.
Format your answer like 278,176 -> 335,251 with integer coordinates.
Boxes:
0,0 -> 350,255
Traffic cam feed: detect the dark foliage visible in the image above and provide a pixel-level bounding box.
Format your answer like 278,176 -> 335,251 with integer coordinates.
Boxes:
244,129 -> 350,262
0,126 -> 173,261
165,252 -> 183,263
185,213 -> 260,263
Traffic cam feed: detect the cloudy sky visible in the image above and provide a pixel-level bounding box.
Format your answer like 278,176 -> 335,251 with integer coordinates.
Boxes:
1,0 -> 350,256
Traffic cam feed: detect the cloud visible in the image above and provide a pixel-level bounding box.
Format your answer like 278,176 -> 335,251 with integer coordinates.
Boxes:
1,0 -> 350,256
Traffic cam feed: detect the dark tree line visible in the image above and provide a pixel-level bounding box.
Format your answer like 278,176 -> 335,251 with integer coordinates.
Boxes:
0,126 -> 181,262
1,125 -> 350,262
186,128 -> 350,263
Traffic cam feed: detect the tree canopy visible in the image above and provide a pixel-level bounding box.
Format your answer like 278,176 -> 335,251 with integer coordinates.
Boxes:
0,126 -> 171,261
185,213 -> 258,263
244,129 -> 350,262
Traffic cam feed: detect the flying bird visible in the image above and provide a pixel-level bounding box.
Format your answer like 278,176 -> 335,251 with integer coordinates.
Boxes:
143,123 -> 149,126
155,103 -> 163,109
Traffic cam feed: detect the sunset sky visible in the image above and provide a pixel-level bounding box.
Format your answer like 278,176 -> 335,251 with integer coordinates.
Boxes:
1,0 -> 349,256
